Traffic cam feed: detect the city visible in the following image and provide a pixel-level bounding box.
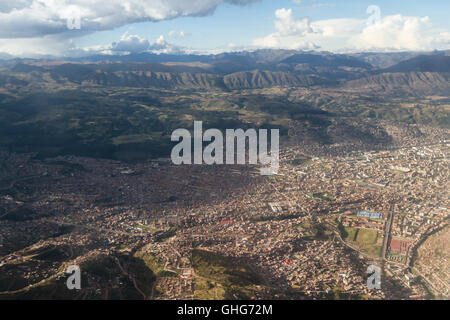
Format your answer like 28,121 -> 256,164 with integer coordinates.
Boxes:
1,120 -> 448,300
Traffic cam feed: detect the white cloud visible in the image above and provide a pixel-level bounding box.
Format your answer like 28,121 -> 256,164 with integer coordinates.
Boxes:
1,3 -> 449,57
0,32 -> 185,57
0,0 -> 259,56
0,0 -> 260,38
349,15 -> 447,51
0,35 -> 74,57
97,33 -> 185,54
168,30 -> 188,38
274,8 -> 314,36
111,32 -> 150,53
253,8 -> 450,52
147,35 -> 184,54
253,8 -> 319,50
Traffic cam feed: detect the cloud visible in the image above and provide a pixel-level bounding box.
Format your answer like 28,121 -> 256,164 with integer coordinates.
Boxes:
292,0 -> 335,10
88,33 -> 184,55
349,15 -> 447,51
0,0 -> 260,39
0,51 -> 13,59
111,32 -> 150,53
146,35 -> 185,54
253,8 -> 450,52
253,8 -> 319,50
1,3 -> 449,57
0,0 -> 259,56
0,31 -> 185,57
168,30 -> 188,38
274,8 -> 314,36
0,35 -> 74,57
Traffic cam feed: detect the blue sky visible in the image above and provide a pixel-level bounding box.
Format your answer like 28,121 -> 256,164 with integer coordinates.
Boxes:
72,0 -> 450,51
0,0 -> 449,57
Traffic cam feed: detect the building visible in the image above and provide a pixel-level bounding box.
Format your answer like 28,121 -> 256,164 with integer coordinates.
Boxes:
389,239 -> 411,254
357,211 -> 383,219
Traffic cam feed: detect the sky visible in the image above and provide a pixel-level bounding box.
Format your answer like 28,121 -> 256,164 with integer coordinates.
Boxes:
0,0 -> 449,58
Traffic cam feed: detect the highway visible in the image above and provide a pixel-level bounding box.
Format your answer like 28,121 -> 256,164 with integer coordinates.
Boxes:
381,201 -> 395,280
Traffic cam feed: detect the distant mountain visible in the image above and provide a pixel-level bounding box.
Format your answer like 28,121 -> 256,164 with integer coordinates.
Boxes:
83,71 -> 226,90
5,63 -> 330,90
349,52 -> 419,69
73,50 -> 374,76
0,52 -> 13,60
0,49 -> 448,165
343,72 -> 450,96
11,63 -> 45,73
280,53 -> 372,69
223,70 -> 329,89
4,49 -> 450,93
340,52 -> 450,96
384,54 -> 450,73
75,49 -> 297,65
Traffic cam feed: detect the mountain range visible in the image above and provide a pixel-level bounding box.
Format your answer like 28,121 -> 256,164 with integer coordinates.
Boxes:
1,50 -> 449,96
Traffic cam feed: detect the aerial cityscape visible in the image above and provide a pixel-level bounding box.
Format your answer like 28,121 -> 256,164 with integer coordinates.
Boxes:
0,0 -> 448,303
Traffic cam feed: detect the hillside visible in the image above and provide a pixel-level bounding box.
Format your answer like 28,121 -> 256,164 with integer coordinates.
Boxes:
384,55 -> 450,73
223,70 -> 327,89
343,72 -> 450,96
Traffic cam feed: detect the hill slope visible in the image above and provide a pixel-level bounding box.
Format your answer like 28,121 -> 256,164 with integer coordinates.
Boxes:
343,72 -> 450,96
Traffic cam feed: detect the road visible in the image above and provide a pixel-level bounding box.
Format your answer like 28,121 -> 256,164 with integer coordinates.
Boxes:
381,202 -> 395,262
0,174 -> 42,192
114,256 -> 149,300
